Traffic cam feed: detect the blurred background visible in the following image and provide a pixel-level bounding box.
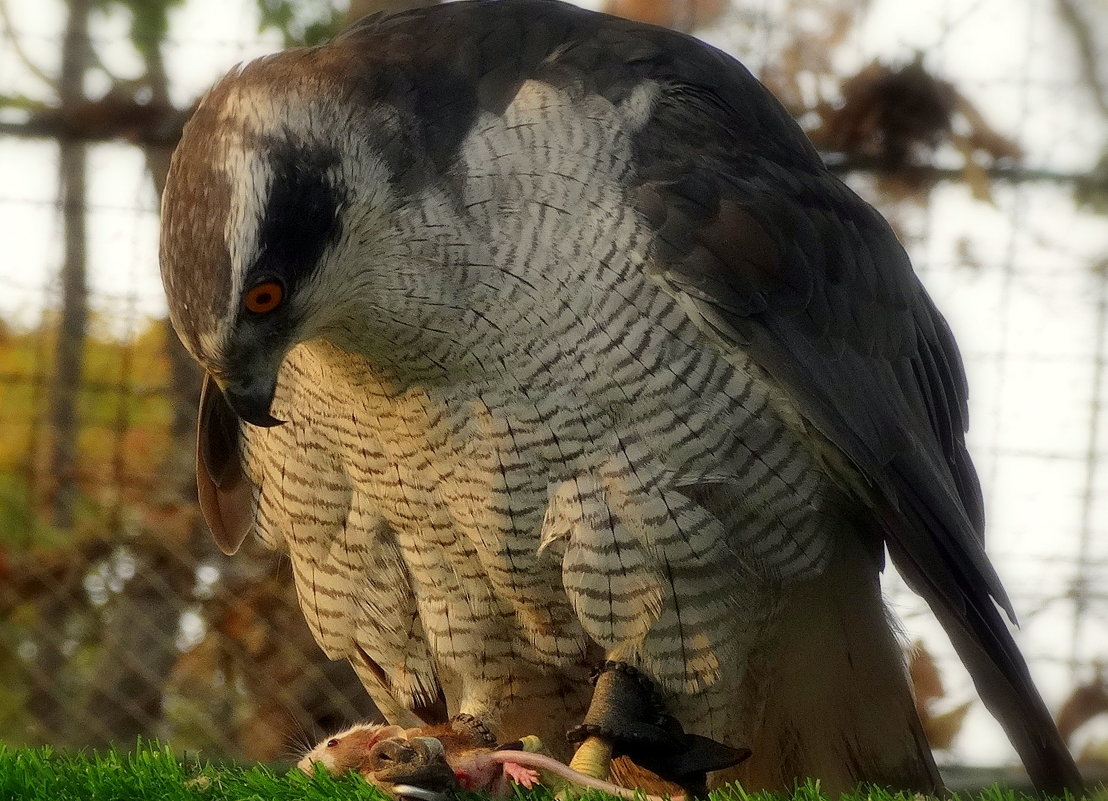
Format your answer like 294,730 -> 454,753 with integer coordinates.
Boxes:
0,0 -> 1106,780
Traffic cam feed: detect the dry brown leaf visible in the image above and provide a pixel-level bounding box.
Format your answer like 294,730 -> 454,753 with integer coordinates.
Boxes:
811,57 -> 958,170
1057,669 -> 1108,744
908,640 -> 973,750
812,54 -> 1020,203
603,0 -> 728,32
923,700 -> 973,750
908,639 -> 945,708
954,137 -> 995,204
954,90 -> 1022,162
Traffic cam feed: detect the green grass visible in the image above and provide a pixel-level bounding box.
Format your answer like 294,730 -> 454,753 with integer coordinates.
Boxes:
0,744 -> 387,801
0,744 -> 1104,801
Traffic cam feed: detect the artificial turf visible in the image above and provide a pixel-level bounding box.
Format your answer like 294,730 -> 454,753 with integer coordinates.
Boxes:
0,744 -> 1104,801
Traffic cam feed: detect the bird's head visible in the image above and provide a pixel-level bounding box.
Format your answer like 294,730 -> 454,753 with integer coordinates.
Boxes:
160,49 -> 427,426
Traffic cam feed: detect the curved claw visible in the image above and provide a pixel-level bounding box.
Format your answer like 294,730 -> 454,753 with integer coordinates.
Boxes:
568,661 -> 749,791
391,785 -> 448,801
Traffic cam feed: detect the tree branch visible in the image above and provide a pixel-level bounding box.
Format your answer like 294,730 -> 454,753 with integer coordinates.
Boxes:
823,153 -> 1107,193
1053,0 -> 1107,117
0,0 -> 56,91
0,98 -> 190,147
0,109 -> 1103,194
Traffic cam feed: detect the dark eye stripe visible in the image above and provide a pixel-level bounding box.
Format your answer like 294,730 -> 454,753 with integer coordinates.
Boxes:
249,140 -> 344,295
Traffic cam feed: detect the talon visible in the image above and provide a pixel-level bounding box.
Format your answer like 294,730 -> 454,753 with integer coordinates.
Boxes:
392,785 -> 447,801
567,661 -> 750,794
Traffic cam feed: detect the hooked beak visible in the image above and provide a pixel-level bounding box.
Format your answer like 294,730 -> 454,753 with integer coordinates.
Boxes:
221,380 -> 285,427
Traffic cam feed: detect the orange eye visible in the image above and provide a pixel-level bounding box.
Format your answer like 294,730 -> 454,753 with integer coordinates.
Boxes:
244,280 -> 284,314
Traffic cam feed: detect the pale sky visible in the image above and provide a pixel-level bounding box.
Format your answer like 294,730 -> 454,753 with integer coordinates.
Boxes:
1,0 -> 1106,767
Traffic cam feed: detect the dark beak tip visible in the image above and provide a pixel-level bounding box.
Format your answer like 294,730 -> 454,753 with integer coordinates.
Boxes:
251,411 -> 286,428
223,386 -> 284,428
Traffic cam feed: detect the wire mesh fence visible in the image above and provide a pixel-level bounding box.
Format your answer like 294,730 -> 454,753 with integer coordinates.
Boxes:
0,0 -> 1106,775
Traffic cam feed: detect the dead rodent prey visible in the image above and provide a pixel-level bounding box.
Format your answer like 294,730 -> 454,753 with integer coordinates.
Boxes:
299,722 -> 684,801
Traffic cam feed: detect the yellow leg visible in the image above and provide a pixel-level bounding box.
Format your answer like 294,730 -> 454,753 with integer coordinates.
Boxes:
567,735 -> 613,780
555,736 -> 614,800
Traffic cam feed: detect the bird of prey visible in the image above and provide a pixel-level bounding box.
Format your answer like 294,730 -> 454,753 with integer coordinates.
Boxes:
159,0 -> 1082,794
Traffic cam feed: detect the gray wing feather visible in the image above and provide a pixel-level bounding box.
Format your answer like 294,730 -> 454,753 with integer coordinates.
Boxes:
624,60 -> 1080,793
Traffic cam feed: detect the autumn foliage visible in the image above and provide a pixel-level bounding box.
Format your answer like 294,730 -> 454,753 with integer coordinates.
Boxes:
0,315 -> 176,522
